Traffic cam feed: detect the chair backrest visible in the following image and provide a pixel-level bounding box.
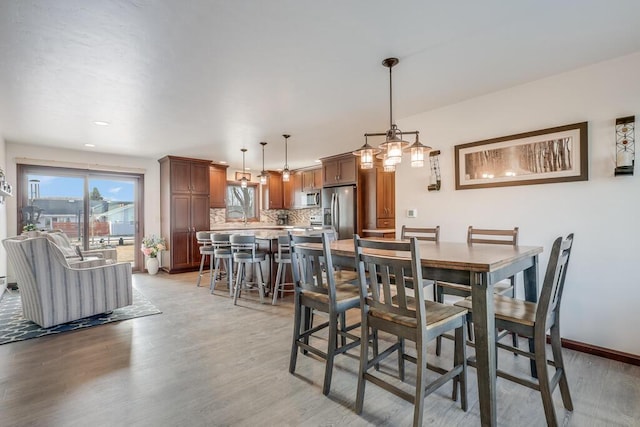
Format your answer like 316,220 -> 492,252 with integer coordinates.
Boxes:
536,234 -> 574,332
230,234 -> 256,257
212,233 -> 231,248
277,234 -> 291,258
290,232 -> 335,299
353,234 -> 426,328
467,226 -> 518,246
401,225 -> 440,242
196,231 -> 212,245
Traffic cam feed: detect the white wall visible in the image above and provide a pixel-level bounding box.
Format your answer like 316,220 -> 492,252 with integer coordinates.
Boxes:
395,52 -> 640,355
4,143 -> 161,276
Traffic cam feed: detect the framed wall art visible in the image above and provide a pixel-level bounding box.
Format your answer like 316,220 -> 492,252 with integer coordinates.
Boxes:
455,122 -> 588,190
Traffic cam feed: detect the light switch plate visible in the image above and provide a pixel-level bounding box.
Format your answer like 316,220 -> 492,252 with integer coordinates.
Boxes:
407,208 -> 417,218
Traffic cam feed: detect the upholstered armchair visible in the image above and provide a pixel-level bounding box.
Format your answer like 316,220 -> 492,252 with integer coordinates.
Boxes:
3,236 -> 132,328
42,229 -> 117,264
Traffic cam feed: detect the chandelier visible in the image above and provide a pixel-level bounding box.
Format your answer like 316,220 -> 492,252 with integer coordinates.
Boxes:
353,57 -> 431,171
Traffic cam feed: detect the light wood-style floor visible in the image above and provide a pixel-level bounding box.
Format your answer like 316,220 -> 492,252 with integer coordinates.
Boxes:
1,271 -> 638,427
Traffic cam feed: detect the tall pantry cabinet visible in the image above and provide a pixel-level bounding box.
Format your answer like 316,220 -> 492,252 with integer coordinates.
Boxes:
159,156 -> 211,273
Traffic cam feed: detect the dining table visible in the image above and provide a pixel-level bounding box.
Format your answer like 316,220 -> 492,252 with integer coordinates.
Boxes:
314,237 -> 543,427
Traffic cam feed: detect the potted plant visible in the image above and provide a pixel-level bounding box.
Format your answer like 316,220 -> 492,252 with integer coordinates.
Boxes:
141,235 -> 166,275
22,223 -> 39,237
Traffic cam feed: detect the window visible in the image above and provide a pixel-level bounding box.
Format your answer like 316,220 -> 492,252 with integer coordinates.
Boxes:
226,182 -> 258,221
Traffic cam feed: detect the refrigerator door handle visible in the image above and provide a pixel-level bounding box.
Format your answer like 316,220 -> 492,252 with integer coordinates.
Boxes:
334,192 -> 340,234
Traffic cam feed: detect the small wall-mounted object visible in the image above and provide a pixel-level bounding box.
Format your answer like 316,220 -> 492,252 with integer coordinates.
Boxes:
0,168 -> 13,204
427,150 -> 441,191
406,208 -> 417,218
615,116 -> 634,176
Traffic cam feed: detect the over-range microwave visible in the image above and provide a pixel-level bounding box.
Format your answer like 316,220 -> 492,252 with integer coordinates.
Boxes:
300,191 -> 321,207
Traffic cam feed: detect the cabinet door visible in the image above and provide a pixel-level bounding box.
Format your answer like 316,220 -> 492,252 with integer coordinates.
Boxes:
283,172 -> 296,209
171,194 -> 192,269
322,161 -> 339,186
291,171 -> 303,208
312,168 -> 322,189
190,162 -> 210,195
261,172 -> 283,210
191,194 -> 211,266
209,165 -> 227,208
337,156 -> 357,184
170,160 -> 192,193
376,168 -> 395,219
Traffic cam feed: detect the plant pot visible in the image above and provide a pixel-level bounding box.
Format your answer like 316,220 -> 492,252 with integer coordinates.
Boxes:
146,257 -> 159,275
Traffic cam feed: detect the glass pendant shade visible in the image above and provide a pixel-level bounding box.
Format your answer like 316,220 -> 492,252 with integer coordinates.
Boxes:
282,168 -> 290,182
259,174 -> 267,185
410,146 -> 425,167
239,148 -> 248,188
382,153 -> 396,172
240,177 -> 248,188
360,148 -> 374,169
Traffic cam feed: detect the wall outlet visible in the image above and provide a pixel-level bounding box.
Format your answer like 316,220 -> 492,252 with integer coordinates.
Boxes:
407,208 -> 417,218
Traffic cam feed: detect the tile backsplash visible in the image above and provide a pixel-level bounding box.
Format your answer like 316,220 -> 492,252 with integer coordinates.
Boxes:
209,207 -> 321,227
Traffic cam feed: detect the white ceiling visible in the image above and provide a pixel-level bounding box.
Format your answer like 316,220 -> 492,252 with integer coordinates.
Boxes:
1,1 -> 640,172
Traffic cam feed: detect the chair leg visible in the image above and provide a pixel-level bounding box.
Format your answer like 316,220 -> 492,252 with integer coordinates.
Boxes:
302,306 -> 312,355
323,313 -> 338,395
397,337 -> 405,381
452,321 -> 468,411
339,312 -> 347,347
355,315 -> 369,415
289,292 -> 302,374
435,285 -> 443,356
208,252 -> 215,291
211,257 -> 221,294
196,252 -> 206,287
233,263 -> 243,305
535,330 -> 559,427
256,263 -> 265,304
413,338 -> 427,427
272,261 -> 284,305
510,278 -> 519,351
550,324 -> 573,411
228,258 -> 234,297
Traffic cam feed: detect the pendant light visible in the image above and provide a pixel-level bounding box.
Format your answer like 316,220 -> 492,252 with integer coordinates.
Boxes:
354,57 -> 432,170
239,148 -> 248,188
258,142 -> 269,185
282,134 -> 291,182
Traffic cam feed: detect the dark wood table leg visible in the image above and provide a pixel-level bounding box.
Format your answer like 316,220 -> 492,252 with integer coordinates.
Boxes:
471,271 -> 497,427
523,255 -> 539,378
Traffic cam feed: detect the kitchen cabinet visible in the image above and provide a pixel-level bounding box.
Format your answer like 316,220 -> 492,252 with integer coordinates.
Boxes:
301,167 -> 322,191
321,153 -> 357,186
261,170 -> 283,210
359,161 -> 395,234
209,163 -> 228,208
284,171 -> 300,209
159,156 -> 211,273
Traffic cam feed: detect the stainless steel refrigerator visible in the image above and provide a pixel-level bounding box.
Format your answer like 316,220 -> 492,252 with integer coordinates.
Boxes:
322,185 -> 357,240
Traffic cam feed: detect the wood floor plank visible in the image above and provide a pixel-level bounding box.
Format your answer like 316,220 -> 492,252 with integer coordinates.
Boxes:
0,271 -> 638,426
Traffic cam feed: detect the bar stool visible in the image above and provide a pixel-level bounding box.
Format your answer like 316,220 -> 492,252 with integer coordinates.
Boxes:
230,234 -> 267,305
271,234 -> 293,305
195,231 -> 214,288
211,233 -> 233,295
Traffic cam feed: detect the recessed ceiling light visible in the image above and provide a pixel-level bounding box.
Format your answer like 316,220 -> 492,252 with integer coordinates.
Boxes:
314,159 -> 321,163
93,121 -> 110,126
219,161 -> 227,164
84,143 -> 95,147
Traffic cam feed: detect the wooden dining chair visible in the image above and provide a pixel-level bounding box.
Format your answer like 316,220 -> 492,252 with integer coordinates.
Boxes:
288,232 -> 361,396
400,225 -> 440,295
435,226 -> 519,355
400,225 -> 440,242
454,234 -> 574,427
353,235 -> 468,427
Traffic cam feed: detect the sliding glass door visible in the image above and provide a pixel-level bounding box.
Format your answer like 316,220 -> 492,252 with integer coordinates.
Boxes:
17,165 -> 143,271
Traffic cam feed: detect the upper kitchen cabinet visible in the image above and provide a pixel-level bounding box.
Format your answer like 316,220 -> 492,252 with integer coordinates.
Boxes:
209,163 -> 228,208
359,160 -> 395,233
321,153 -> 358,187
283,171 -> 300,209
261,170 -> 283,210
301,167 -> 322,191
